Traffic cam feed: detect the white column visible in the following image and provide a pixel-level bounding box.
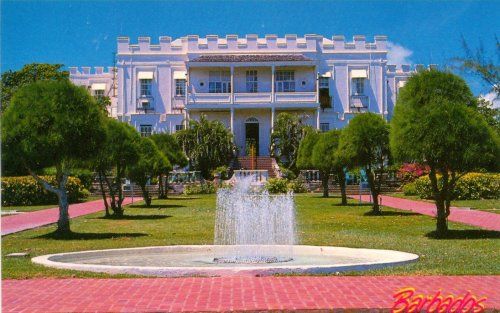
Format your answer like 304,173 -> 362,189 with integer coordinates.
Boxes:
271,107 -> 275,133
271,65 -> 275,103
316,107 -> 320,130
184,109 -> 189,128
230,107 -> 234,133
230,65 -> 234,104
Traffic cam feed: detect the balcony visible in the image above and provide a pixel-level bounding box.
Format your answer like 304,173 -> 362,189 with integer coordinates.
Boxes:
350,95 -> 369,112
234,93 -> 272,103
136,96 -> 155,113
188,93 -> 231,104
187,91 -> 317,106
274,92 -> 317,103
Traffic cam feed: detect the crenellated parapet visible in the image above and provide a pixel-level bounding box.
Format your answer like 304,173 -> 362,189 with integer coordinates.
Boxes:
69,66 -> 116,76
386,64 -> 438,76
116,34 -> 389,54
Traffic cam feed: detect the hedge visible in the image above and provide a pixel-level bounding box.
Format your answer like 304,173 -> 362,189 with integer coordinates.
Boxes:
183,182 -> 216,195
2,176 -> 89,206
402,173 -> 500,200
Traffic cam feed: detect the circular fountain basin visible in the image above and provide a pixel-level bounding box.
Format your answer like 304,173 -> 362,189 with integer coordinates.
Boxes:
32,245 -> 418,277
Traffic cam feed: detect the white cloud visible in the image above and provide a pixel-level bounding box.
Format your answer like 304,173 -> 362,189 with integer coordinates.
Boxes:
387,42 -> 413,66
480,90 -> 500,109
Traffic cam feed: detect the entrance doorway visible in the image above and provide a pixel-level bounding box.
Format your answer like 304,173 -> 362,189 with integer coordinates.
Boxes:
245,117 -> 259,156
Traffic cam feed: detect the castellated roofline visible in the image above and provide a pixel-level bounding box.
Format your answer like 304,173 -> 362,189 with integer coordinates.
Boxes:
116,34 -> 389,53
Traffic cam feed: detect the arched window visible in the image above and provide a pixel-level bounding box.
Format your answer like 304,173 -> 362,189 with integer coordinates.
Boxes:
245,117 -> 259,123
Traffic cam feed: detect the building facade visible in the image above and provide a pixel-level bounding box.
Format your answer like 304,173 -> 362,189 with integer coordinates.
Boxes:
70,34 -> 415,156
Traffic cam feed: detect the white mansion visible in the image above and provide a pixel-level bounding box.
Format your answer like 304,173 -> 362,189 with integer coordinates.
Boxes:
70,34 -> 417,156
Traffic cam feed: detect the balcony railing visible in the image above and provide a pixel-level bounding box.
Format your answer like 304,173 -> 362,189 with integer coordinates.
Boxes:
350,95 -> 369,112
233,93 -> 272,103
274,92 -> 317,102
136,95 -> 155,113
187,91 -> 317,104
188,93 -> 231,104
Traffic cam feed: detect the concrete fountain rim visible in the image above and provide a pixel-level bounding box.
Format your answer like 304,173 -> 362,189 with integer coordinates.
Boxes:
32,245 -> 419,277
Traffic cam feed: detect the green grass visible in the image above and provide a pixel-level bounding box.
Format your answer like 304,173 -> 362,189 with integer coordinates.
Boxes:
1,196 -> 102,214
388,192 -> 499,213
2,194 -> 499,279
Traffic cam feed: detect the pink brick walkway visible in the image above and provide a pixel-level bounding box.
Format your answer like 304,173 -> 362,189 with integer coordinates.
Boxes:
354,195 -> 500,231
1,198 -> 139,235
2,276 -> 498,312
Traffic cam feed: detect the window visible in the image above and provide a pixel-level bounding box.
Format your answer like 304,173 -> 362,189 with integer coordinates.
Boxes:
351,78 -> 365,95
246,70 -> 258,93
319,77 -> 329,89
140,79 -> 152,97
140,125 -> 152,137
275,71 -> 295,92
209,71 -> 231,93
175,79 -> 186,96
320,123 -> 330,132
93,89 -> 105,98
175,124 -> 184,132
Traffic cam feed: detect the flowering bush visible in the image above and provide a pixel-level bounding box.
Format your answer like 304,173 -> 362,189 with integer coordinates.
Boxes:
402,173 -> 499,200
265,178 -> 289,194
287,179 -> 307,193
397,163 -> 430,183
1,176 -> 88,206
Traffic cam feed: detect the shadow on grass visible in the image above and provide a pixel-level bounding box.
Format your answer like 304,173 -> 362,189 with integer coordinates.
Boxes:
128,204 -> 185,209
363,210 -> 421,217
426,229 -> 500,240
335,202 -> 373,207
36,231 -> 148,240
95,215 -> 173,220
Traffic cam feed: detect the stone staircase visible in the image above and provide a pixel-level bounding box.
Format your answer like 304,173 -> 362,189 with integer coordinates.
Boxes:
232,156 -> 280,178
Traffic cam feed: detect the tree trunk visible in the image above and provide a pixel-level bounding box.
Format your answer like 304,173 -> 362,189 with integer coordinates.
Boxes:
337,170 -> 348,205
29,168 -> 71,233
141,184 -> 152,207
429,168 -> 448,233
321,171 -> 329,198
366,168 -> 381,214
56,188 -> 70,233
98,170 -> 110,217
116,166 -> 125,211
158,174 -> 166,199
164,174 -> 169,199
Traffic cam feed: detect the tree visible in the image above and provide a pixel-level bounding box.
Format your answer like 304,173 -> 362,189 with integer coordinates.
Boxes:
150,133 -> 188,199
339,113 -> 390,214
391,70 -> 499,233
270,113 -> 311,172
175,115 -> 235,179
128,137 -> 171,207
297,130 -> 348,202
2,80 -> 105,233
94,118 -> 140,217
1,63 -> 68,112
455,35 -> 499,96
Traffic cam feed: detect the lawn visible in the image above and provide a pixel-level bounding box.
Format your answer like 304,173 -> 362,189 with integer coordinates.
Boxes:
2,194 -> 499,279
2,196 -> 102,214
389,192 -> 499,213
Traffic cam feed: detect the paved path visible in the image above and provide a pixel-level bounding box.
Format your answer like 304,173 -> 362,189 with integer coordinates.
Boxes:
2,276 -> 498,312
1,198 -> 139,235
354,195 -> 500,231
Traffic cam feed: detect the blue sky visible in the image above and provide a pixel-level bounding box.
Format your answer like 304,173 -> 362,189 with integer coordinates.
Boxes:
1,0 -> 499,95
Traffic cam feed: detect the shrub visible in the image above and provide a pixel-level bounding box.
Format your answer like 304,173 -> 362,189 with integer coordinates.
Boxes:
265,178 -> 289,194
42,167 -> 95,190
287,179 -> 307,193
398,163 -> 430,183
1,176 -> 88,206
212,166 -> 230,180
279,168 -> 296,180
183,182 -> 216,195
402,181 -> 418,196
407,173 -> 499,200
454,173 -> 500,200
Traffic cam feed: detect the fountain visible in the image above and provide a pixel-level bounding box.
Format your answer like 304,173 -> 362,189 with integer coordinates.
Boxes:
32,175 -> 419,277
214,176 -> 295,263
